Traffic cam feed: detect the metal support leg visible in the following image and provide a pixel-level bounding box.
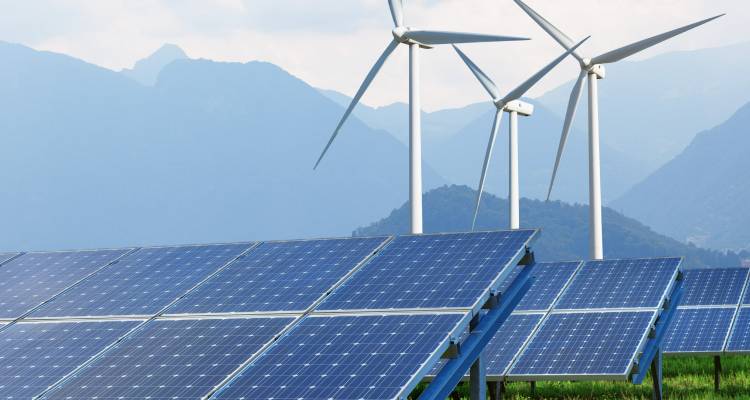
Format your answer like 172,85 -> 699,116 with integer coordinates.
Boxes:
499,381 -> 505,400
470,351 -> 487,400
714,355 -> 721,392
450,390 -> 461,400
488,381 -> 498,400
651,347 -> 663,400
530,381 -> 536,395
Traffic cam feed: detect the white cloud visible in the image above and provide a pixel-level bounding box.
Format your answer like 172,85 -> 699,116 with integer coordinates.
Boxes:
0,0 -> 745,111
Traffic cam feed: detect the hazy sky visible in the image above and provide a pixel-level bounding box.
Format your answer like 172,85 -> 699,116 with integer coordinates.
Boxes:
0,0 -> 745,111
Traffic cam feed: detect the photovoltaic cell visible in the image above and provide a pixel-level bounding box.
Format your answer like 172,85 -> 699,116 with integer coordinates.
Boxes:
507,311 -> 655,379
662,308 -> 735,354
680,268 -> 748,307
31,243 -> 255,318
316,230 -> 537,311
0,320 -> 142,399
0,252 -> 21,266
555,258 -> 681,310
486,313 -> 545,376
515,261 -> 583,312
726,307 -> 750,353
0,249 -> 133,319
166,237 -> 389,315
44,317 -> 296,400
213,313 -> 466,400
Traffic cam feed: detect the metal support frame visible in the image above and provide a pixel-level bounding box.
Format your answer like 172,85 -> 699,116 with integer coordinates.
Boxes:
714,356 -> 721,392
418,262 -> 536,400
632,275 -> 684,400
530,381 -> 537,394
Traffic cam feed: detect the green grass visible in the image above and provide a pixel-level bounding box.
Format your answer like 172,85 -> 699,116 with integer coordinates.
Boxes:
407,356 -> 750,399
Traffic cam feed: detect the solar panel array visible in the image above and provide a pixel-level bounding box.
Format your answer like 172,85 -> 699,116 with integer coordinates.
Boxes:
0,230 -> 545,399
662,268 -> 750,356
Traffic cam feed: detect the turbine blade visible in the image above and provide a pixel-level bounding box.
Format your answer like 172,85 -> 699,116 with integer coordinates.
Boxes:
452,45 -> 501,100
592,14 -> 724,64
403,30 -> 529,45
513,0 -> 585,62
314,39 -> 400,170
503,36 -> 589,103
388,0 -> 404,27
472,109 -> 503,230
547,69 -> 587,203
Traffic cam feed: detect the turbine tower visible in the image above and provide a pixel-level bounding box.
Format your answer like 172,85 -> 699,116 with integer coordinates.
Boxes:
514,0 -> 723,259
453,37 -> 588,230
314,0 -> 529,234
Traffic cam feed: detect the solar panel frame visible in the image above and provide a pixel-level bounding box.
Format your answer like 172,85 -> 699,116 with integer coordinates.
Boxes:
505,309 -> 658,381
210,311 -> 473,400
553,257 -> 682,312
28,242 -> 260,319
0,318 -> 146,400
662,306 -> 737,356
0,248 -> 136,320
164,236 -> 393,317
314,229 -> 539,315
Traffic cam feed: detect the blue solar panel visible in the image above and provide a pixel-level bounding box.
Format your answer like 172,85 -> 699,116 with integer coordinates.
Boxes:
507,311 -> 655,379
0,320 -> 141,399
486,313 -> 545,376
0,252 -> 22,266
31,243 -> 255,318
726,307 -> 750,353
516,261 -> 583,312
316,230 -> 538,312
681,268 -> 748,306
0,249 -> 133,319
555,258 -> 681,310
166,237 -> 389,315
662,308 -> 735,354
213,313 -> 466,400
44,317 -> 296,400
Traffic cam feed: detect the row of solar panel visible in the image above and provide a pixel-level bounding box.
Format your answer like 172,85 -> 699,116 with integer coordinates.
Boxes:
0,230 -> 541,400
661,267 -> 750,355
426,257 -> 683,381
0,255 -> 683,398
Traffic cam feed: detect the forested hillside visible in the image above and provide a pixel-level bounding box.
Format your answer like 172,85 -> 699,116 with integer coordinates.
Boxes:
355,185 -> 746,269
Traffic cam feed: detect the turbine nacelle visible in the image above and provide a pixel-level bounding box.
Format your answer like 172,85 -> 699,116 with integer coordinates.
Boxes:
503,100 -> 534,117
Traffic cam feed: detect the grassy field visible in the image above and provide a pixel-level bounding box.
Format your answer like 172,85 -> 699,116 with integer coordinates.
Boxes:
407,356 -> 750,399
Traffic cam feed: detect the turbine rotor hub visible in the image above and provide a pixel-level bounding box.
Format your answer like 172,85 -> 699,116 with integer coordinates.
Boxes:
392,26 -> 410,43
580,58 -> 592,69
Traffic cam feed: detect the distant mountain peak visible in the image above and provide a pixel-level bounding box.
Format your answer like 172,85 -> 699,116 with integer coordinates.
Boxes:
121,44 -> 188,86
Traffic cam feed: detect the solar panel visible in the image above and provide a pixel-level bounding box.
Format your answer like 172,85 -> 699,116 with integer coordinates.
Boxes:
31,243 -> 255,318
0,320 -> 142,399
662,307 -> 735,355
680,268 -> 749,307
516,261 -> 583,312
0,252 -> 22,266
743,280 -> 750,306
554,257 -> 681,310
165,237 -> 390,315
507,311 -> 656,380
316,230 -> 538,312
44,317 -> 297,400
726,307 -> 750,353
212,313 -> 468,400
0,248 -> 133,319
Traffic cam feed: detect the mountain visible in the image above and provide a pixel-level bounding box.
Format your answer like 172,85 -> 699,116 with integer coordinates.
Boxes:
121,44 -> 188,86
354,185 -> 743,269
424,99 -> 648,205
610,102 -> 750,251
536,40 -> 750,175
316,88 -> 492,145
0,41 -> 446,252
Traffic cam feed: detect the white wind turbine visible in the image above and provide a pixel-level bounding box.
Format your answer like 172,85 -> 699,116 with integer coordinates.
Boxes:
314,0 -> 529,234
454,36 -> 589,231
514,0 -> 723,259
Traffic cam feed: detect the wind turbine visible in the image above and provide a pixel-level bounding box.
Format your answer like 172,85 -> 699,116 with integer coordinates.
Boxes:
454,36 -> 589,231
514,0 -> 723,259
313,0 -> 529,234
